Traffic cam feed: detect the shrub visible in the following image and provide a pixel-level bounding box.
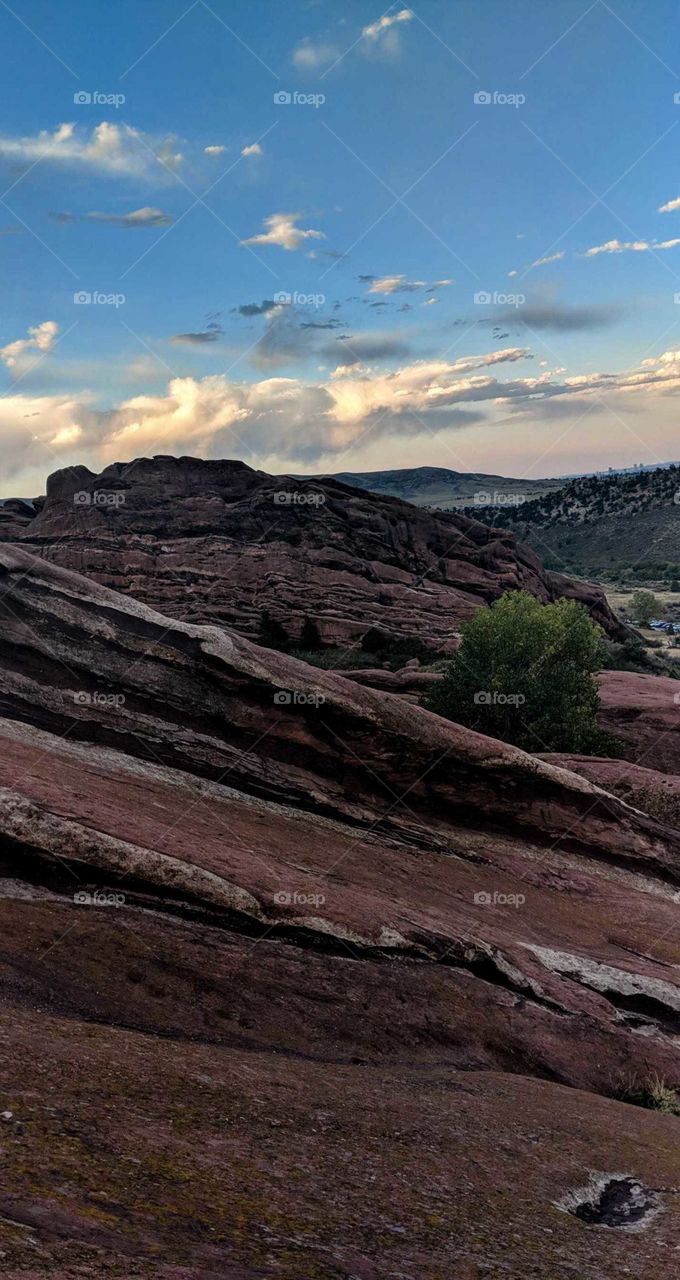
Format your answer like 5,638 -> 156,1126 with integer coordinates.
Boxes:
612,1072 -> 680,1116
425,590 -> 618,754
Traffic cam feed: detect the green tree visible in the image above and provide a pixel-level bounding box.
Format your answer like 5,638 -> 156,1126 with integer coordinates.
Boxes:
425,591 -> 615,754
630,590 -> 663,627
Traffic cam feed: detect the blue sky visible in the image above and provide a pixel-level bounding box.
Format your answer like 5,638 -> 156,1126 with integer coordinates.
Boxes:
3,0 -> 680,493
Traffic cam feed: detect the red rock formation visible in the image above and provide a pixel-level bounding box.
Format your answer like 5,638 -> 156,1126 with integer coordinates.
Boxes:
10,455 -> 626,649
597,669 -> 680,775
1,545 -> 679,1276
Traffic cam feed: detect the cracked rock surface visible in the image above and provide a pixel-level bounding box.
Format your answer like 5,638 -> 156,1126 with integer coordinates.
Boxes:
0,547 -> 679,1277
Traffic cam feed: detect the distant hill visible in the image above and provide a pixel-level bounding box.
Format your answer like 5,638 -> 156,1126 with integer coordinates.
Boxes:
466,464 -> 680,579
324,466 -> 562,509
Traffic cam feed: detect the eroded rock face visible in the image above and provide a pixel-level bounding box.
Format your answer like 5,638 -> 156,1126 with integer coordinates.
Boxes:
8,455 -> 626,648
1,547 -> 680,1276
597,670 -> 680,775
542,754 -> 680,827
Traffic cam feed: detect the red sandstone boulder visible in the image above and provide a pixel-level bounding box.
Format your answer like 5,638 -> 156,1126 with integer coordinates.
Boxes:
597,670 -> 680,775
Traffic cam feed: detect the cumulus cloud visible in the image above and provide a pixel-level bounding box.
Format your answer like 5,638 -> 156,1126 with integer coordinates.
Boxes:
241,142 -> 263,158
9,340 -> 680,485
0,122 -> 182,177
0,321 -> 58,370
51,206 -> 174,229
241,212 -> 325,251
204,145 -> 226,156
658,195 -> 680,213
582,237 -> 680,256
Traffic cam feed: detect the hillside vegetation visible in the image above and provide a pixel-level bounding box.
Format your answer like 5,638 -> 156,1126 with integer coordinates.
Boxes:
467,464 -> 680,581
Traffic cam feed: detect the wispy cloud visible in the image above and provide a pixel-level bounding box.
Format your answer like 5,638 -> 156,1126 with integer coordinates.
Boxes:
51,206 -> 174,229
528,250 -> 565,269
362,8 -> 413,55
292,39 -> 340,69
582,236 -> 680,256
360,274 -> 453,294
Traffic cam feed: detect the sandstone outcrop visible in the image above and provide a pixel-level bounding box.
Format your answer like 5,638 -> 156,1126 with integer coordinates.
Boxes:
8,455 -> 626,649
0,545 -> 679,1276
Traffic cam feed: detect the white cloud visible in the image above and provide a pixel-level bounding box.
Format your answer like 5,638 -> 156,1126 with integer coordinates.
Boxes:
658,195 -> 680,213
362,8 -> 413,50
583,237 -> 680,256
9,338 -> 680,487
204,144 -> 226,157
241,212 -> 325,251
0,122 -> 182,177
241,142 -> 263,158
366,274 -> 453,294
0,321 -> 58,370
292,39 -> 340,69
529,250 -> 565,268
